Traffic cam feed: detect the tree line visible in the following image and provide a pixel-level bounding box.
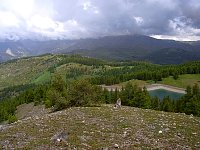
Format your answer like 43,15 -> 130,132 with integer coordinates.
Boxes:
1,74 -> 200,123
103,82 -> 200,116
0,74 -> 104,123
91,61 -> 200,85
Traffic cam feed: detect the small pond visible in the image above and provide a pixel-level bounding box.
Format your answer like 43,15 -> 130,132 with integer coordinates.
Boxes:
149,89 -> 185,100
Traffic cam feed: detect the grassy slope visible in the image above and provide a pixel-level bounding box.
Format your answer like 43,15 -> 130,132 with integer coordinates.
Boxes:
158,74 -> 200,88
0,105 -> 199,149
1,54 -> 200,91
0,55 -> 60,90
0,55 -> 118,90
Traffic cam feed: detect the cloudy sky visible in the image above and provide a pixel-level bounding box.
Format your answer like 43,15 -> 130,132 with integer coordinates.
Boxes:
0,0 -> 200,41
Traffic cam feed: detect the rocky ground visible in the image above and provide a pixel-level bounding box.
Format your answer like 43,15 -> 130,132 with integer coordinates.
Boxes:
0,105 -> 200,149
15,102 -> 51,120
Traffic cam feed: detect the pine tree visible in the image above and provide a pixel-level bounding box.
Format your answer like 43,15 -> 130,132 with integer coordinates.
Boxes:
151,97 -> 160,110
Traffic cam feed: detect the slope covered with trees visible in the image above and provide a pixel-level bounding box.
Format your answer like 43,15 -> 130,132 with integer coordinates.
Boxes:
0,54 -> 200,123
1,74 -> 200,123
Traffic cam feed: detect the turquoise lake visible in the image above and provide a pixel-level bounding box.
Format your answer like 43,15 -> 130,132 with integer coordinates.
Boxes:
149,89 -> 185,100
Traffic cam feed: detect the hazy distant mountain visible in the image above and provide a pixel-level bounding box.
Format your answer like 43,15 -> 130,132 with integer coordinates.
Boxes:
67,35 -> 200,64
0,41 -> 29,61
0,35 -> 200,64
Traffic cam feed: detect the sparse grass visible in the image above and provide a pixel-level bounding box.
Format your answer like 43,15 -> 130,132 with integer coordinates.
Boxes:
0,105 -> 199,149
0,55 -> 60,90
158,74 -> 200,88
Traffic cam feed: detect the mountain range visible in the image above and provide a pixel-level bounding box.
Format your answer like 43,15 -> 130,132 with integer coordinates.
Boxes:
0,34 -> 200,64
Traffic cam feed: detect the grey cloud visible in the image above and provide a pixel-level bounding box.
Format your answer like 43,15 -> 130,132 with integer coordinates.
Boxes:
0,0 -> 200,41
179,0 -> 200,28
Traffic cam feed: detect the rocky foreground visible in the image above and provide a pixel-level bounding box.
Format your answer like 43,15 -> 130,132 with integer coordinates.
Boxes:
0,105 -> 200,149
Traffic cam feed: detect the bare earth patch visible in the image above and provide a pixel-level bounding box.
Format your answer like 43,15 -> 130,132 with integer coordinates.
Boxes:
0,105 -> 200,149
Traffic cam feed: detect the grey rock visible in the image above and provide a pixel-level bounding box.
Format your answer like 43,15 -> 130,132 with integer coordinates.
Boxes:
177,133 -> 181,137
114,98 -> 121,108
51,131 -> 69,143
165,128 -> 170,132
114,144 -> 119,148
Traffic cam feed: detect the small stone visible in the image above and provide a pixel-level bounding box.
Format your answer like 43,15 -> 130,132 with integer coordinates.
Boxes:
57,138 -> 61,142
51,131 -> 68,143
114,144 -> 119,148
195,144 -> 200,148
165,128 -> 170,132
158,130 -> 162,134
123,131 -> 127,137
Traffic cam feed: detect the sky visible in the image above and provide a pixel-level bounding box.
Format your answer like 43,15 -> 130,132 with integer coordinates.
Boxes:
0,0 -> 200,41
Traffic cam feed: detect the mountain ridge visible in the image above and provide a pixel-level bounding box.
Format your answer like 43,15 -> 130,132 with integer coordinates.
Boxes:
0,34 -> 200,64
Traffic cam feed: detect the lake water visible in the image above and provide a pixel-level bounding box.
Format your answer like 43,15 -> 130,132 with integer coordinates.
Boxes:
149,89 -> 185,100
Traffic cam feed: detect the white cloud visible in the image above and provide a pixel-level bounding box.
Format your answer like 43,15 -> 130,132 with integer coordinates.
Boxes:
151,34 -> 200,41
27,15 -> 58,30
0,11 -> 19,27
6,0 -> 35,19
154,16 -> 200,41
134,16 -> 143,25
0,0 -> 200,41
82,0 -> 99,14
83,1 -> 92,10
151,17 -> 200,41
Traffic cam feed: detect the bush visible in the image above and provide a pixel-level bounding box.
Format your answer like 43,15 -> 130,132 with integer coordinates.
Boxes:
8,114 -> 17,123
69,79 -> 103,107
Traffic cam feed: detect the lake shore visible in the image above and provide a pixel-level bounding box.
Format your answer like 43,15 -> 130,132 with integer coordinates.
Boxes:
100,83 -> 186,94
146,84 -> 186,94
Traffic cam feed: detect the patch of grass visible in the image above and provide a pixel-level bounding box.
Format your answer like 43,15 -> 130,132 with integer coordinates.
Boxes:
158,74 -> 200,88
32,71 -> 51,84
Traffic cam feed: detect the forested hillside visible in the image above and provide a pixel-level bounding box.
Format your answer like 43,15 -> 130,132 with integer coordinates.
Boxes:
0,54 -> 200,123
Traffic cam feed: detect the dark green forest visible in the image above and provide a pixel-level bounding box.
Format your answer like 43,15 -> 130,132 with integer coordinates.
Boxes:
91,61 -> 200,85
0,74 -> 200,123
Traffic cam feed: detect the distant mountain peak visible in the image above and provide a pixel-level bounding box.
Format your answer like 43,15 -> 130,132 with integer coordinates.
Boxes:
6,48 -> 16,57
0,34 -> 200,64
